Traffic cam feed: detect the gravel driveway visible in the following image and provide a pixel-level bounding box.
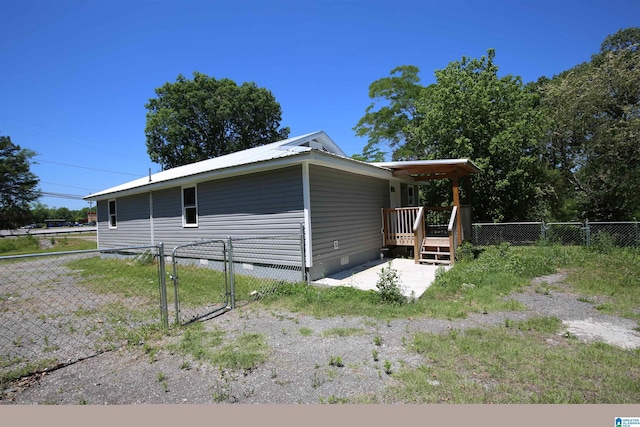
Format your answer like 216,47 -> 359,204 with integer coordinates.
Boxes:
2,271 -> 639,404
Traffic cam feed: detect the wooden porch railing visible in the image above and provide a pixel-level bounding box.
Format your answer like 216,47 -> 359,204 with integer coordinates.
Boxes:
413,207 -> 425,264
382,205 -> 469,264
382,207 -> 421,246
447,205 -> 459,265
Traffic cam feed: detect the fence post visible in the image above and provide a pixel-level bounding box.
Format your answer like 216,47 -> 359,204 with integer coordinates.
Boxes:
299,223 -> 307,284
157,243 -> 169,330
541,221 -> 546,244
228,238 -> 236,310
584,220 -> 590,247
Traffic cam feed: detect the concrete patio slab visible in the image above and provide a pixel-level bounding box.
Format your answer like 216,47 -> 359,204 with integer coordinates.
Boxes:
313,258 -> 450,298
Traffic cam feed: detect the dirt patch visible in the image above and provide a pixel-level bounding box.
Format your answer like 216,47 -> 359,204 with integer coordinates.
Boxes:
563,319 -> 640,349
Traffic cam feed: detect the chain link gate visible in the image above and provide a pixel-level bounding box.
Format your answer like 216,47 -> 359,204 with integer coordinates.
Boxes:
170,239 -> 230,325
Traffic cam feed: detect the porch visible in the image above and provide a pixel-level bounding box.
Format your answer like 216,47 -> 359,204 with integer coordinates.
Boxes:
374,158 -> 480,266
382,206 -> 471,265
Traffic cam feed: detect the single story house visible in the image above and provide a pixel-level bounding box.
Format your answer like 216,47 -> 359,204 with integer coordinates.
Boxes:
84,131 -> 479,281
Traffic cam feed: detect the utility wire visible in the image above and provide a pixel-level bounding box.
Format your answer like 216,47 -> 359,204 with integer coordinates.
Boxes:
34,158 -> 142,177
40,191 -> 87,200
41,181 -> 97,192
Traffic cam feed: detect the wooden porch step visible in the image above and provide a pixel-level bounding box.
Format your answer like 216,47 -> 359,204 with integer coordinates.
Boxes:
421,250 -> 451,256
422,237 -> 450,246
420,236 -> 452,265
419,258 -> 451,264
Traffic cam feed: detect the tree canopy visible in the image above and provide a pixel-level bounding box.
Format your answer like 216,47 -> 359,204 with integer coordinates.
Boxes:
353,65 -> 423,161
409,49 -> 549,222
354,27 -> 640,222
145,72 -> 290,169
0,136 -> 40,229
539,27 -> 640,220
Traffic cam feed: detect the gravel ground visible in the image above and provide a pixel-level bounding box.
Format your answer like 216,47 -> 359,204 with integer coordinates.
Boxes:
2,271 -> 639,404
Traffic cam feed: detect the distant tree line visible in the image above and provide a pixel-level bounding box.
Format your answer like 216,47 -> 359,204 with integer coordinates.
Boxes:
354,28 -> 640,222
29,203 -> 95,226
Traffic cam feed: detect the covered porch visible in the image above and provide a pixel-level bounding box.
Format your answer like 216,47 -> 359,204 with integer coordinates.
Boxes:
374,159 -> 480,265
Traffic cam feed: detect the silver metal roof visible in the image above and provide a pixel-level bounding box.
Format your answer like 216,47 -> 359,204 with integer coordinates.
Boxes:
85,131 -> 344,200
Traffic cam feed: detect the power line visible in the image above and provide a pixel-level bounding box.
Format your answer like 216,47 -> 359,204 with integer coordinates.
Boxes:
34,158 -> 142,177
41,181 -> 97,192
40,191 -> 87,200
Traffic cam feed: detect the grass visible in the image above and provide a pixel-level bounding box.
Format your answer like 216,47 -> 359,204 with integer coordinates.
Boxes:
258,244 -> 639,322
565,247 -> 640,321
383,317 -> 640,403
4,242 -> 638,402
299,327 -> 314,336
0,358 -> 59,390
0,235 -> 96,256
322,327 -> 366,337
171,323 -> 270,374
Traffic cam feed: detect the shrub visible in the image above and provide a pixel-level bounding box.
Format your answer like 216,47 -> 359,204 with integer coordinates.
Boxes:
376,262 -> 406,305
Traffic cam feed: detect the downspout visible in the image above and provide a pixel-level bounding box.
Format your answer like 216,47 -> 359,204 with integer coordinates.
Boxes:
301,162 -> 313,274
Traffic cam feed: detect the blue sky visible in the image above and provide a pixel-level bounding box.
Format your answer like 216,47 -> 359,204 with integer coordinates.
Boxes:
1,0 -> 638,211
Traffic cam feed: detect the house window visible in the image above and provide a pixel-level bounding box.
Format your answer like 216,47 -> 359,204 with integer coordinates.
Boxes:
408,186 -> 415,206
182,186 -> 198,227
108,199 -> 117,229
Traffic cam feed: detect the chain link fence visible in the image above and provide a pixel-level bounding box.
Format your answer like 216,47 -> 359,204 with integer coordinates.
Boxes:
471,221 -> 639,248
1,232 -> 307,386
168,233 -> 306,325
1,245 -> 166,386
227,233 -> 306,304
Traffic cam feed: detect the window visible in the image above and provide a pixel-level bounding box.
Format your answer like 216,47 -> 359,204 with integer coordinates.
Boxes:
182,186 -> 198,227
108,199 -> 117,229
408,186 -> 415,206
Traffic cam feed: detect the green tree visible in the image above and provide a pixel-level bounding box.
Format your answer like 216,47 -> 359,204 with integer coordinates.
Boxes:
540,28 -> 640,220
30,202 -> 52,224
145,72 -> 290,169
0,136 -> 40,229
54,207 -> 73,222
407,50 -> 551,222
353,65 -> 423,161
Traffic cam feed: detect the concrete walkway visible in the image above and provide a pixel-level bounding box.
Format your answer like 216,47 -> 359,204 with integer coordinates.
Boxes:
313,258 -> 450,298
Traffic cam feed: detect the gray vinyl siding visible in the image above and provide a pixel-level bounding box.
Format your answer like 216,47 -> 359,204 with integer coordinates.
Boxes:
308,165 -> 389,280
96,193 -> 151,247
99,166 -> 305,267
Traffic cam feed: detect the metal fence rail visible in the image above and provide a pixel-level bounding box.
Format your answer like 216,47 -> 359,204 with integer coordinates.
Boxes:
0,245 -> 165,382
471,220 -> 639,248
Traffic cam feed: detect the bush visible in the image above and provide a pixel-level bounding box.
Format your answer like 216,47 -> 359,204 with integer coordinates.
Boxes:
456,241 -> 476,263
376,262 -> 406,305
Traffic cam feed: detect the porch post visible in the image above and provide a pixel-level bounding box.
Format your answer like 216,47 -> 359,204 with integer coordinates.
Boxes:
452,173 -> 462,239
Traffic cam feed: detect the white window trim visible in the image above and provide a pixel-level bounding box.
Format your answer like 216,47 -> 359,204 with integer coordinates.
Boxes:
182,185 -> 199,228
108,199 -> 117,229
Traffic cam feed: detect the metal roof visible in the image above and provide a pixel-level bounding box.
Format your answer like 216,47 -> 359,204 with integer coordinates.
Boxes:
85,131 -> 480,201
85,131 -> 344,200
